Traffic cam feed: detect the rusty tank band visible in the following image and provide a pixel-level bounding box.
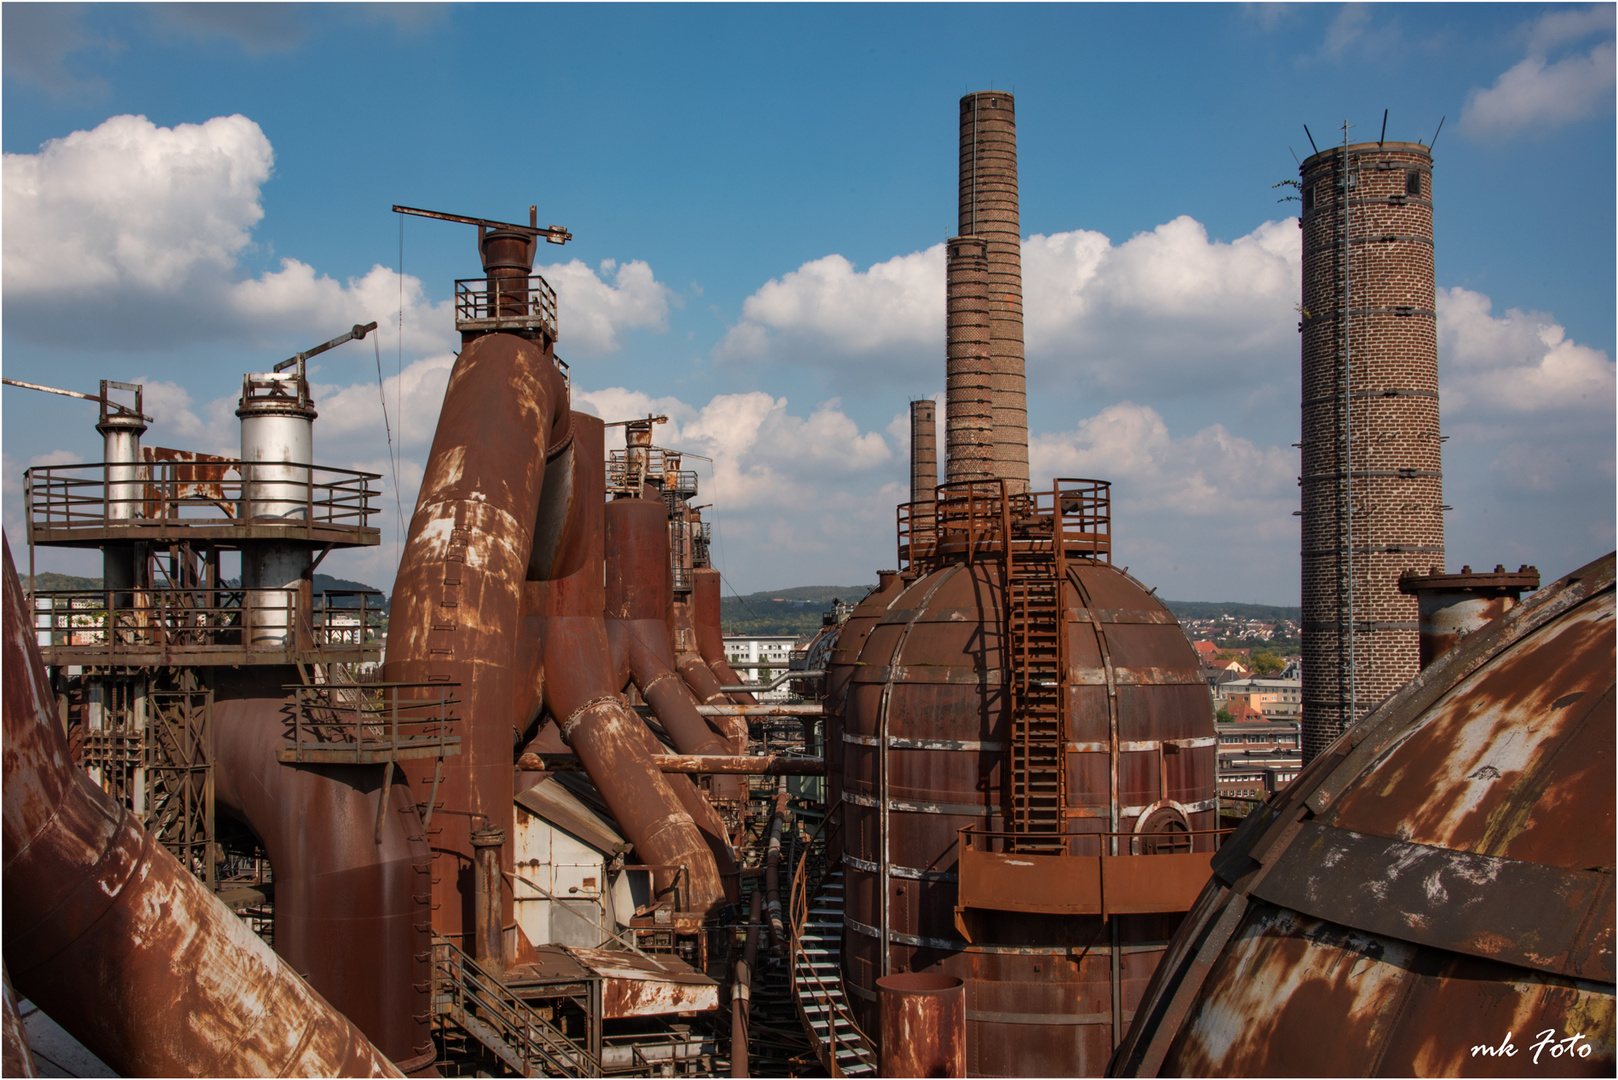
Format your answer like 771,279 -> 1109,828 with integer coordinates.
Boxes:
557,694 -> 626,739
842,733 -> 1217,753
841,790 -> 1217,819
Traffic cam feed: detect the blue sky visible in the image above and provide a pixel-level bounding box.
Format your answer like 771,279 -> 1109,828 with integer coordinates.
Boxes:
4,2 -> 1613,604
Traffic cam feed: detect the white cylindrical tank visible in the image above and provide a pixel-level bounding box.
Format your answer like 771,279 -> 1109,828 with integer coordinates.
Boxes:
236,369 -> 317,647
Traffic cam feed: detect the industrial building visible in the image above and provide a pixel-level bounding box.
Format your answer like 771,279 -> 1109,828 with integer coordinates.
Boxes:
2,92 -> 1611,1080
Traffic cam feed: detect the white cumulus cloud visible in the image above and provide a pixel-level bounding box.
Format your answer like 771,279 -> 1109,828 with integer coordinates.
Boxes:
1460,6 -> 1616,140
2,113 -> 676,358
1438,286 -> 1615,416
719,216 -> 1300,400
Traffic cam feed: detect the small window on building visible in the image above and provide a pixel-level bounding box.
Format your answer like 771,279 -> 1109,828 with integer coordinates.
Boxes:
1406,169 -> 1422,197
1302,185 -> 1314,214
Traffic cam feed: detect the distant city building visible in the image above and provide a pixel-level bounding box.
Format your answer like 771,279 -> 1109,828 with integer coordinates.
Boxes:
1215,678 -> 1303,721
723,634 -> 801,702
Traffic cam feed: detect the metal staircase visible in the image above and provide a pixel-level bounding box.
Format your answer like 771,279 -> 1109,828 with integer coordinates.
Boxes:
1005,509 -> 1069,849
791,854 -> 877,1076
432,937 -> 601,1077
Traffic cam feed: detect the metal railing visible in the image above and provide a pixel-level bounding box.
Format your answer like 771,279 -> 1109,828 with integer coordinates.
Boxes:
31,588 -> 384,654
25,459 -> 379,535
433,937 -> 599,1077
912,478 -> 1111,571
454,275 -> 559,339
960,822 -> 1233,859
282,681 -> 459,765
789,802 -> 878,1076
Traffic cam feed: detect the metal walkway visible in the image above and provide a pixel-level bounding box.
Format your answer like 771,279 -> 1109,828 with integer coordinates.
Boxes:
433,938 -> 601,1077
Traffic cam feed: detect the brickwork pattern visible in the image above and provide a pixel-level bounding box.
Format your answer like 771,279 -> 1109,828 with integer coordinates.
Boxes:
945,235 -> 994,482
909,399 -> 937,504
1298,142 -> 1443,761
958,91 -> 1029,490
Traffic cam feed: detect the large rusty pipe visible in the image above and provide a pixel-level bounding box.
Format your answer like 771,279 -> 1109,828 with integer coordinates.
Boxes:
385,331 -> 569,953
518,752 -> 823,775
606,493 -> 747,803
212,680 -> 435,1071
730,888 -> 763,1078
670,595 -> 749,751
694,568 -> 758,707
877,973 -> 966,1078
538,416 -> 728,916
1,539 -> 402,1078
764,785 -> 789,955
1399,565 -> 1540,669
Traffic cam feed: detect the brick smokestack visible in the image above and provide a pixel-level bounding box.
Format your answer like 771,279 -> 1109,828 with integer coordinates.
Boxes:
944,235 -> 994,482
909,399 -> 938,505
957,91 -> 1029,492
1298,139 -> 1443,762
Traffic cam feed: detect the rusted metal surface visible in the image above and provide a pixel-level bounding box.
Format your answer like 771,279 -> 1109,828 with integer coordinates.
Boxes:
694,567 -> 759,708
518,752 -> 822,775
831,483 -> 1216,1076
1111,552 -> 1617,1077
211,675 -> 435,1068
955,838 -> 1213,920
670,592 -> 749,750
562,947 -> 720,1019
533,416 -> 728,917
732,888 -> 764,1077
1400,564 -> 1539,669
384,326 -> 568,952
141,445 -> 236,517
879,973 -> 966,1078
606,492 -> 746,804
2,966 -> 34,1079
2,538 -> 403,1078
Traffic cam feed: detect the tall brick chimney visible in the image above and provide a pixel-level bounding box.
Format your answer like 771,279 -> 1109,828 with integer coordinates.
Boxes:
1298,138 -> 1443,761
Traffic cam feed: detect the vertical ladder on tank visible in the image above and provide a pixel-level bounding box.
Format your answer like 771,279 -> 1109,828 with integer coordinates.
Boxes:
1004,486 -> 1069,850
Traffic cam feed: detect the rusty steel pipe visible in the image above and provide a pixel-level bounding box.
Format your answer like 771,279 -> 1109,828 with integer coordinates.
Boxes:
1,539 -> 402,1078
730,888 -> 764,1078
518,752 -> 823,775
606,493 -> 747,803
470,823 -> 506,973
385,330 -> 569,954
877,973 -> 966,1078
1399,564 -> 1539,669
670,594 -> 749,751
212,678 -> 435,1070
764,785 -> 789,955
694,568 -> 758,708
537,416 -> 728,917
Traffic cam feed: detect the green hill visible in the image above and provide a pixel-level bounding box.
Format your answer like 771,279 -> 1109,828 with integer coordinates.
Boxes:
1161,600 -> 1301,622
719,584 -> 873,637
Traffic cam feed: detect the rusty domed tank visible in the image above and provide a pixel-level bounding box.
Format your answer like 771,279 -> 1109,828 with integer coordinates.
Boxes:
1110,551 -> 1616,1078
831,480 -> 1218,1077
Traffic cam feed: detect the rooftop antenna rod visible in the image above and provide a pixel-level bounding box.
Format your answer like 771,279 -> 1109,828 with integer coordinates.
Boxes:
274,322 -> 379,374
1427,115 -> 1446,152
1303,124 -> 1320,156
1379,109 -> 1388,147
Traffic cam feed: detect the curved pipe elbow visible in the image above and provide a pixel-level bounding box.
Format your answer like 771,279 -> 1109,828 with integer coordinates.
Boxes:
1,540 -> 403,1079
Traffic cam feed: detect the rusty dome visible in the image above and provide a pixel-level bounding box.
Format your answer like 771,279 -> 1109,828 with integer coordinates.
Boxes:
834,480 -> 1217,1076
1111,551 -> 1616,1077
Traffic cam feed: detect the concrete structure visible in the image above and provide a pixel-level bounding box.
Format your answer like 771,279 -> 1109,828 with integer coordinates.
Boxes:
1298,138 -> 1442,761
1214,677 -> 1302,720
